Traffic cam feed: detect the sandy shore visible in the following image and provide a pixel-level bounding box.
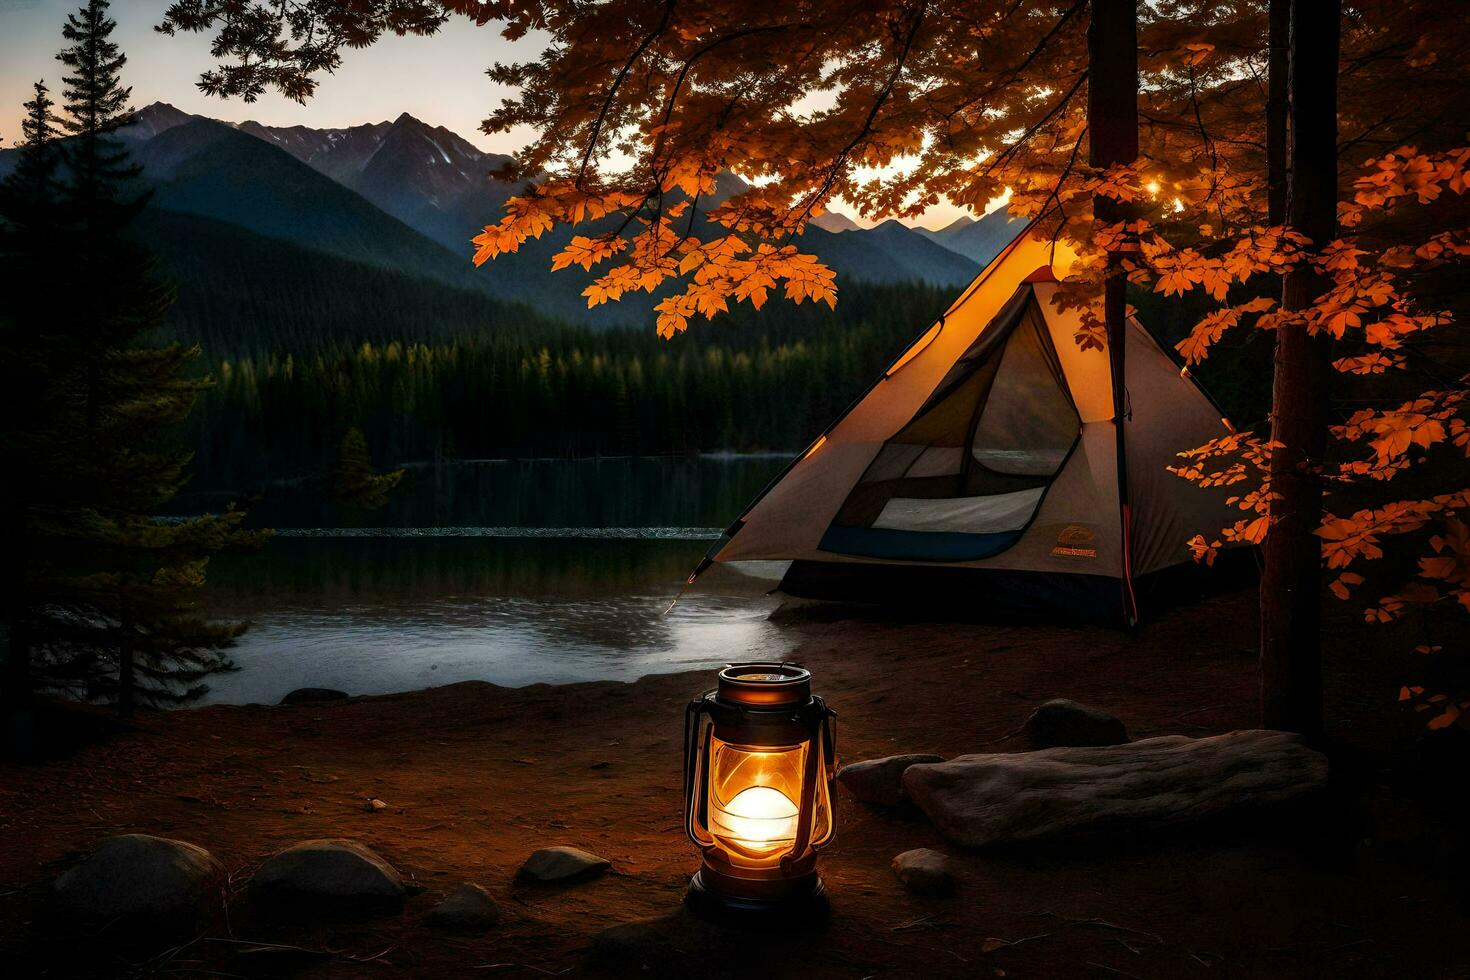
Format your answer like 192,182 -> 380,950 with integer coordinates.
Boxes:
2,587 -> 1466,978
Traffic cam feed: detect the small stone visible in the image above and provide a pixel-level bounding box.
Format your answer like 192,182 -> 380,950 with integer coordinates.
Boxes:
517,845 -> 611,883
1022,699 -> 1128,748
428,883 -> 500,932
837,754 -> 944,806
252,839 -> 405,910
891,848 -> 960,895
280,688 -> 349,705
366,798 -> 388,811
52,834 -> 223,937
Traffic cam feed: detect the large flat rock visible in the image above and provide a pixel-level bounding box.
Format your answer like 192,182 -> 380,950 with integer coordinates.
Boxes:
902,730 -> 1328,848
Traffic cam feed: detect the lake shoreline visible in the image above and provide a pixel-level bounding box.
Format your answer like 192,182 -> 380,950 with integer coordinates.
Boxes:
4,586 -> 1465,977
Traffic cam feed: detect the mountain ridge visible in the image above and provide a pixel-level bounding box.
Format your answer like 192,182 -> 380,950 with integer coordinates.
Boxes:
123,102 -> 994,296
0,103 -> 1024,329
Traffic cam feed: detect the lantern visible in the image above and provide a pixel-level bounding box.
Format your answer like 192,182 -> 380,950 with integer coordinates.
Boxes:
683,663 -> 837,916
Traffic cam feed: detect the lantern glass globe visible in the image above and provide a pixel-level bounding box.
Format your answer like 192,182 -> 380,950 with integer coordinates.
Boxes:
711,784 -> 799,854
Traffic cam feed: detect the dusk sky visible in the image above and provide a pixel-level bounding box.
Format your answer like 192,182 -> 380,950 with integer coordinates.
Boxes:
0,0 -> 977,228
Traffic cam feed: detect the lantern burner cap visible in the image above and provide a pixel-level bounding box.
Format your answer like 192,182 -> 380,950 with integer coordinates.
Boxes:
717,663 -> 812,707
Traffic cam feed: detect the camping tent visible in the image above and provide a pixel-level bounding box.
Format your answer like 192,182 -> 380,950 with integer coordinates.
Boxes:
695,226 -> 1246,625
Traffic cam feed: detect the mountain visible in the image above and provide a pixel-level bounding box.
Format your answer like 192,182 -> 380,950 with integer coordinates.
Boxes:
811,210 -> 861,233
814,219 -> 986,286
915,214 -> 975,244
918,208 -> 1027,266
108,106 -> 641,324
209,105 -> 981,294
2,103 -> 983,328
239,111 -> 520,253
126,117 -> 496,296
121,101 -> 195,140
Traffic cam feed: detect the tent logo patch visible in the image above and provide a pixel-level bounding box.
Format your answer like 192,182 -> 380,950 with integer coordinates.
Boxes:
1052,525 -> 1098,558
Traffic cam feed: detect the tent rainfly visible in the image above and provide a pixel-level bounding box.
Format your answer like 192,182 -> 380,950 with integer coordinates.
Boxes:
693,226 -> 1248,626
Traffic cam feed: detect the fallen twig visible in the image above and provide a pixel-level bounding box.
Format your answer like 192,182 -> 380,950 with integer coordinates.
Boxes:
982,933 -> 1051,952
472,964 -> 573,976
872,936 -> 969,965
1114,935 -> 1150,955
204,936 -> 395,964
985,724 -> 1025,745
891,912 -> 940,932
1029,910 -> 1162,944
1175,703 -> 1230,719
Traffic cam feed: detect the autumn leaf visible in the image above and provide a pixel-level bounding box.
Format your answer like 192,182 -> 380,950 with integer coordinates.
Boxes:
1329,571 -> 1365,600
552,234 -> 628,271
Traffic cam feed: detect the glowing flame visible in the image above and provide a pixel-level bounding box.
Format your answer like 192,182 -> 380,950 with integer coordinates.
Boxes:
711,785 -> 798,854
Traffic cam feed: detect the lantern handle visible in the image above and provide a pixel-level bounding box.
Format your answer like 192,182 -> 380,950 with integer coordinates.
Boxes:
813,697 -> 839,849
683,696 -> 716,848
782,696 -> 833,868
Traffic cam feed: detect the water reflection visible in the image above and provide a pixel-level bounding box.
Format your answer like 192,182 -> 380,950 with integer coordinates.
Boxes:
202,535 -> 791,705
183,455 -> 791,530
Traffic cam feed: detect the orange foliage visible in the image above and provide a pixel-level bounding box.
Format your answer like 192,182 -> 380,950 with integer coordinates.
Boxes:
161,0 -> 1470,727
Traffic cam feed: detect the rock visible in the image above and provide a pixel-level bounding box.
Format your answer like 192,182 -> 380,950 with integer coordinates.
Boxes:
837,754 -> 944,806
1022,699 -> 1129,748
52,834 -> 223,935
252,839 -> 405,910
891,848 -> 960,895
365,798 -> 388,811
427,882 -> 500,931
903,730 -> 1329,848
517,845 -> 611,883
280,688 -> 349,704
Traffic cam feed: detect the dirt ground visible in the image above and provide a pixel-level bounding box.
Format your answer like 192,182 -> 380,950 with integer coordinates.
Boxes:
2,587 -> 1468,979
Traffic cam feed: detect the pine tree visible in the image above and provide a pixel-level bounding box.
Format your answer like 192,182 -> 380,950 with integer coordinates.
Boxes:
57,0 -> 140,221
1,0 -> 265,717
331,428 -> 404,512
7,82 -> 64,212
0,81 -> 65,709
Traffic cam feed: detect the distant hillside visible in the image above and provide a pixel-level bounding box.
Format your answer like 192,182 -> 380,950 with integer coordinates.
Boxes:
129,118 -> 495,296
131,208 -> 560,355
811,210 -> 862,233
915,214 -> 975,244
132,104 -> 982,293
238,111 -> 518,251
841,219 -> 986,284
1,103 -> 985,333
918,208 -> 1027,265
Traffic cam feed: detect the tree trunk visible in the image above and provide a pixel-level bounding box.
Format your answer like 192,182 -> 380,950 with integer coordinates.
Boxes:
117,595 -> 135,718
1260,0 -> 1340,738
2,619 -> 30,709
1267,0 -> 1289,225
1088,0 -> 1140,625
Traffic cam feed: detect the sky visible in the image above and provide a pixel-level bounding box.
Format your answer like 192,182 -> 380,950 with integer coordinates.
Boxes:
0,0 -> 977,229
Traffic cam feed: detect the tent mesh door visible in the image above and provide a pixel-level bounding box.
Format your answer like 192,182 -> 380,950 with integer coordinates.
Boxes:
819,286 -> 1080,562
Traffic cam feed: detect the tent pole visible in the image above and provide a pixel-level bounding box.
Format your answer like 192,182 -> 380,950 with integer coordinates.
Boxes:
1088,0 -> 1140,626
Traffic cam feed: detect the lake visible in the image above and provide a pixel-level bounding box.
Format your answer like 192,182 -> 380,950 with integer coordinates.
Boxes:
196,456 -> 795,705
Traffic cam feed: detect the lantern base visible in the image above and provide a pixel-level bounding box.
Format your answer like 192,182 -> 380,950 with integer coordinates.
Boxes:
684,868 -> 829,922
